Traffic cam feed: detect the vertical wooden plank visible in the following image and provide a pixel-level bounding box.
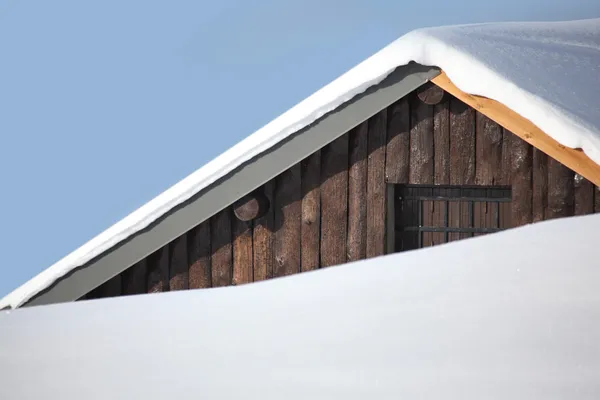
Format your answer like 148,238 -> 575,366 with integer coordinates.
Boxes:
474,113 -> 503,234
169,235 -> 188,291
253,182 -> 275,281
475,113 -> 503,185
409,97 -> 435,246
547,158 -> 574,219
347,122 -> 368,262
449,97 -> 475,240
595,186 -> 600,213
211,209 -> 232,287
367,110 -> 388,258
122,259 -> 148,295
532,148 -> 548,222
147,245 -> 169,293
232,217 -> 253,285
434,99 -> 450,185
385,98 -> 410,184
509,132 -> 533,227
98,275 -> 122,298
432,97 -> 450,245
321,134 -> 349,266
498,128 -> 512,229
574,174 -> 594,216
273,164 -> 302,276
301,152 -> 321,271
188,221 -> 212,289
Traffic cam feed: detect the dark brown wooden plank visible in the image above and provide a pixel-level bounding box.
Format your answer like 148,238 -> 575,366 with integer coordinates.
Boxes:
385,98 -> 410,184
211,209 -> 232,287
449,97 -> 475,240
188,221 -> 212,289
301,151 -> 321,272
169,235 -> 188,291
98,275 -> 122,298
574,174 -> 595,216
498,128 -> 512,229
474,113 -> 503,235
475,113 -> 503,186
366,110 -> 388,258
532,148 -> 548,223
347,122 -> 368,262
509,132 -> 533,227
434,99 -> 450,185
432,97 -> 450,245
233,218 -> 253,285
321,134 -> 349,266
409,96 -> 434,246
273,164 -> 302,276
253,182 -> 275,281
122,259 -> 148,295
147,245 -> 169,293
596,186 -> 600,213
547,158 -> 574,219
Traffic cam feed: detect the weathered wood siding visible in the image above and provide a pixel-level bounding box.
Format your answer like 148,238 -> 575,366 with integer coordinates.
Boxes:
84,89 -> 599,299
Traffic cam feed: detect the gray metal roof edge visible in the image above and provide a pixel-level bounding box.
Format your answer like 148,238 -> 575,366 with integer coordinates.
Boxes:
23,63 -> 441,308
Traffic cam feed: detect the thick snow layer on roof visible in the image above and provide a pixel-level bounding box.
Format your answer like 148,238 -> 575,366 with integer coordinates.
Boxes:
1,214 -> 600,399
2,18 -> 600,309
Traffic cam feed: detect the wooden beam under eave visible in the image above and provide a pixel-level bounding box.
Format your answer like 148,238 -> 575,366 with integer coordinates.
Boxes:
431,71 -> 600,187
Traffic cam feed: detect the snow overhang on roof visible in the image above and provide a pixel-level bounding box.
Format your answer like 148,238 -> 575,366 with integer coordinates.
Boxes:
2,17 -> 600,309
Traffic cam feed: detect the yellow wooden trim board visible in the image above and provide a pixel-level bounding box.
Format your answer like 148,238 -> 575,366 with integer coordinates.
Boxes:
431,71 -> 600,187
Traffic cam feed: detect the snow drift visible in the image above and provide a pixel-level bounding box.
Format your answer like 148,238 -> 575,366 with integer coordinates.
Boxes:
1,213 -> 600,399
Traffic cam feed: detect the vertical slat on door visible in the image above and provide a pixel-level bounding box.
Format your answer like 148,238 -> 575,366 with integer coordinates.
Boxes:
233,217 -> 253,285
366,110 -> 388,258
433,97 -> 450,245
147,246 -> 169,293
188,221 -> 212,289
169,235 -> 188,291
509,133 -> 533,227
449,97 -> 475,240
253,182 -> 275,281
574,174 -> 594,216
409,96 -> 434,246
532,148 -> 548,222
301,152 -> 321,272
211,209 -> 233,287
321,134 -> 349,267
347,122 -> 368,262
122,259 -> 148,295
273,164 -> 302,276
474,113 -> 503,234
547,158 -> 574,219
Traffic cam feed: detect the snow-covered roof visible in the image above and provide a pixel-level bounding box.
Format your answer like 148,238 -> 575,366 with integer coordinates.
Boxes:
2,18 -> 600,309
1,213 -> 599,398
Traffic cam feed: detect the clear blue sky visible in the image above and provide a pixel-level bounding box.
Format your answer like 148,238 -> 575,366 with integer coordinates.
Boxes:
1,0 -> 598,297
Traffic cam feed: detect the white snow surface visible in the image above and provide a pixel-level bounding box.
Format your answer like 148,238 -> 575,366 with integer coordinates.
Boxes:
2,18 -> 600,309
1,214 -> 600,399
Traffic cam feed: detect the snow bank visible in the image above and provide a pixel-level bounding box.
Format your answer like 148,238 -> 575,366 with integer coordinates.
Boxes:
2,18 -> 600,309
1,214 -> 600,399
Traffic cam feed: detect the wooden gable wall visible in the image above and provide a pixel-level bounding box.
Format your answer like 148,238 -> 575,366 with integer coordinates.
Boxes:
83,88 -> 600,300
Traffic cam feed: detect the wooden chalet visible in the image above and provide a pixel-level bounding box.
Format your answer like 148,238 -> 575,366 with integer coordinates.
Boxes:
3,63 -> 600,308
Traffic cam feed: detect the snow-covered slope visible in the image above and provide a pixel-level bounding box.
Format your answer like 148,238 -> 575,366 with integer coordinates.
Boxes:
1,214 -> 599,399
2,18 -> 600,310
